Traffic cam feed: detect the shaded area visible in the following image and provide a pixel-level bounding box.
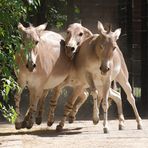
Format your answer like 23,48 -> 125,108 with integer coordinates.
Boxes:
0,127 -> 82,137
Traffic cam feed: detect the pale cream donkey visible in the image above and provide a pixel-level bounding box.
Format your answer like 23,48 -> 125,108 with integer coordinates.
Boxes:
15,23 -> 72,129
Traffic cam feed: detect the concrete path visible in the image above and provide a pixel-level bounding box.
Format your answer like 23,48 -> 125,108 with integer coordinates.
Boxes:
0,119 -> 148,148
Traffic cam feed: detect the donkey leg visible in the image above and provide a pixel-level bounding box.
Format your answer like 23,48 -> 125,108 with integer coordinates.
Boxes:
24,90 -> 42,129
14,89 -> 24,130
109,88 -> 125,130
90,90 -> 100,125
47,77 -> 71,127
117,72 -> 142,129
85,72 -> 99,125
56,86 -> 84,132
35,90 -> 49,125
47,86 -> 61,127
69,90 -> 89,123
102,99 -> 109,133
101,82 -> 111,134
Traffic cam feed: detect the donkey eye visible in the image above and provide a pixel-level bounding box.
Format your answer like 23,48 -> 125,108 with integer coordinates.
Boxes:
79,32 -> 83,36
35,41 -> 39,45
113,47 -> 116,50
67,31 -> 70,34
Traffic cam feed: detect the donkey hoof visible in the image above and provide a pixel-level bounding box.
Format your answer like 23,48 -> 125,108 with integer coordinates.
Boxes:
15,122 -> 22,130
68,116 -> 75,124
119,124 -> 124,130
103,127 -> 109,134
26,121 -> 33,129
137,124 -> 142,130
35,117 -> 42,125
21,120 -> 27,128
47,121 -> 54,127
56,125 -> 63,132
93,119 -> 99,125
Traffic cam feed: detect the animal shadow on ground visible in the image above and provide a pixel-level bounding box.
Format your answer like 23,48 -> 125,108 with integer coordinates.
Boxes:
0,127 -> 83,137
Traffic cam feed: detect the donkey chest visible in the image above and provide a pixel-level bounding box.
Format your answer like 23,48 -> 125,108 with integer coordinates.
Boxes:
88,66 -> 110,87
93,72 -> 105,87
19,71 -> 45,88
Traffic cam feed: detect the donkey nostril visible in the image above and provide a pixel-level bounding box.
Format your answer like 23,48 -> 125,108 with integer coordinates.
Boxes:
100,66 -> 110,73
26,64 -> 28,68
35,41 -> 39,45
71,47 -> 75,51
105,66 -> 110,71
100,66 -> 103,71
33,64 -> 36,68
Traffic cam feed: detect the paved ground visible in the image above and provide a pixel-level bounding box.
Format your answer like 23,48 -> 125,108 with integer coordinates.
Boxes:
0,119 -> 148,148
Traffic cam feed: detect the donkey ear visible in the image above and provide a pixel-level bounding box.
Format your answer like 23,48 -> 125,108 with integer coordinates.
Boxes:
97,21 -> 106,34
18,23 -> 26,32
114,28 -> 121,40
36,23 -> 48,32
83,27 -> 93,39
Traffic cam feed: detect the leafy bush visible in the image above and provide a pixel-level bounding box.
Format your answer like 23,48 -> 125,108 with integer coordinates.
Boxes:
0,0 -> 27,123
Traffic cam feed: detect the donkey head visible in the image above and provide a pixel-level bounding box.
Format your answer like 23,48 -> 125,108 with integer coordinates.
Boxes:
97,21 -> 121,75
18,23 -> 47,72
65,23 -> 92,59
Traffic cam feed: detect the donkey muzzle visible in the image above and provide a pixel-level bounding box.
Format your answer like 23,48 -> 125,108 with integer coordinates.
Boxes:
26,62 -> 36,72
100,65 -> 110,74
65,45 -> 76,58
65,45 -> 75,52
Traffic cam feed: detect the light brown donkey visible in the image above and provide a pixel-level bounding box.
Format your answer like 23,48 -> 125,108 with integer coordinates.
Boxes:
55,21 -> 142,133
15,23 -> 72,129
47,23 -> 125,130
64,23 -> 124,124
47,23 -> 93,126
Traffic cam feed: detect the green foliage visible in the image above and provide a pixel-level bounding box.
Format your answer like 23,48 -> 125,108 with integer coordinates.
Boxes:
0,0 -> 27,123
0,102 -> 17,123
46,0 -> 67,29
1,77 -> 20,102
29,0 -> 41,9
74,5 -> 80,14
